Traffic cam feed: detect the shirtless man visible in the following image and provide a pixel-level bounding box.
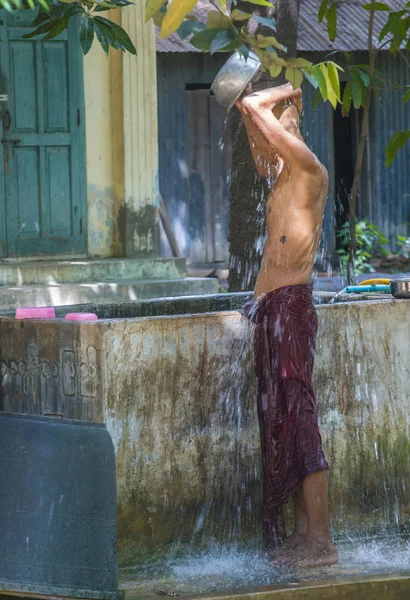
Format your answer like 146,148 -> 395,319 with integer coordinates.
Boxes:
236,84 -> 338,568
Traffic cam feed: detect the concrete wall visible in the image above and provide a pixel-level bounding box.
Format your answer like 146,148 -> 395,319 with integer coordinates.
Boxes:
1,300 -> 410,565
83,7 -> 160,259
83,14 -> 125,258
102,300 -> 410,564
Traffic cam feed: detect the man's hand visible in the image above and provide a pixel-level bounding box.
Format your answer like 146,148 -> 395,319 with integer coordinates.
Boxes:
243,85 -> 302,115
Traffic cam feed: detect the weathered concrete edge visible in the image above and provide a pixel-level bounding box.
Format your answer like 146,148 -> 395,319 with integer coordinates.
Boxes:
176,574 -> 410,600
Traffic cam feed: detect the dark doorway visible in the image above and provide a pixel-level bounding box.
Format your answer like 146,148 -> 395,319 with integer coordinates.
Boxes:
333,83 -> 355,246
185,88 -> 232,266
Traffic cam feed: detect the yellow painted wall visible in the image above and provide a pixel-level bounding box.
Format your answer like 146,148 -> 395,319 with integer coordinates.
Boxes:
83,12 -> 124,257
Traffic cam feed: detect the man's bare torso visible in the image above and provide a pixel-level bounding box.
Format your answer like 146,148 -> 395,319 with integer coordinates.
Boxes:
236,85 -> 328,298
254,158 -> 328,297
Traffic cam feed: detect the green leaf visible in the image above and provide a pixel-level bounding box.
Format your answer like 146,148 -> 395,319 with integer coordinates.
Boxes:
403,88 -> 410,103
351,69 -> 365,108
23,18 -> 58,39
177,20 -> 205,38
264,50 -> 287,67
93,17 -> 122,49
79,15 -> 94,55
252,15 -> 276,31
110,0 -> 134,6
29,10 -> 51,27
94,18 -> 110,54
231,9 -> 251,21
237,44 -> 249,58
43,16 -> 69,39
94,16 -> 136,54
286,57 -> 312,69
285,66 -> 303,89
217,37 -> 244,52
190,27 -> 220,50
244,0 -> 273,6
320,63 -> 337,107
378,22 -> 389,42
318,0 -> 327,23
210,28 -> 236,52
311,65 -> 328,101
385,130 -> 410,167
387,12 -> 405,37
363,1 -> 390,9
206,10 -> 232,29
145,0 -> 166,21
269,63 -> 282,78
342,80 -> 352,116
327,2 -> 337,42
160,0 -> 198,38
357,67 -> 371,88
328,61 -> 341,100
302,69 -> 319,89
257,34 -> 286,52
312,89 -> 322,109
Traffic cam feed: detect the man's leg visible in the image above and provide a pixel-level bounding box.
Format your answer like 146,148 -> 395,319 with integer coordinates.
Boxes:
293,487 -> 308,537
281,471 -> 338,567
275,488 -> 307,557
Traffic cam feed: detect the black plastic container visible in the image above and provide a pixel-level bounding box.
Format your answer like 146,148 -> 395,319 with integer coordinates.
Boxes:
0,412 -> 123,599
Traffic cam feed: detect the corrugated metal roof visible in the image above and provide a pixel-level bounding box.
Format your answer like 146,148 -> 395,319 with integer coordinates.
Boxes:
156,0 -> 405,52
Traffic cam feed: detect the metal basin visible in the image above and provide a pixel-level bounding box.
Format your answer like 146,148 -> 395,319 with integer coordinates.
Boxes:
391,278 -> 410,298
211,51 -> 261,111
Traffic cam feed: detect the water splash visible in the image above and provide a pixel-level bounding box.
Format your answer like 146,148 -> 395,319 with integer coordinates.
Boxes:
120,537 -> 410,597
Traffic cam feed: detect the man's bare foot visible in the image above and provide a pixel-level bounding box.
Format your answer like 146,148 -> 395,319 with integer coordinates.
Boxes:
278,536 -> 338,568
269,532 -> 306,563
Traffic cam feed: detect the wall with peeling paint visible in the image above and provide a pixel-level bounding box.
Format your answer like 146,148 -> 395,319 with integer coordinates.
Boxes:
83,12 -> 125,258
100,300 -> 410,564
82,7 -> 160,260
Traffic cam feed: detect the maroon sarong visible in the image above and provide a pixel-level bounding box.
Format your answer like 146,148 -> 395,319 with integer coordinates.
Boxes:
243,284 -> 328,549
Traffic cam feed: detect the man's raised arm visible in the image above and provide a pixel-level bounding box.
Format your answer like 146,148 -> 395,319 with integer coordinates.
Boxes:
238,85 -> 317,171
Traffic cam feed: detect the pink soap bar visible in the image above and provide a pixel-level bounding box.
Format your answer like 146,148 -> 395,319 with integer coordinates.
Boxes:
16,307 -> 56,320
65,312 -> 98,321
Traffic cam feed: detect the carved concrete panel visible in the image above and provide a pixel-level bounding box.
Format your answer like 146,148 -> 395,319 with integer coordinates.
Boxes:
0,319 -> 104,422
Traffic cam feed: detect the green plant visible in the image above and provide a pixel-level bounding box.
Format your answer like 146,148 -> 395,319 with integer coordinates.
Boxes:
396,234 -> 410,259
337,219 -> 389,275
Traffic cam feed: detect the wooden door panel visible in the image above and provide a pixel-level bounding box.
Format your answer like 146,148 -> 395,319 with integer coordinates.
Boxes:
10,40 -> 38,134
13,146 -> 41,240
0,12 -> 86,257
43,41 -> 69,134
46,146 -> 72,237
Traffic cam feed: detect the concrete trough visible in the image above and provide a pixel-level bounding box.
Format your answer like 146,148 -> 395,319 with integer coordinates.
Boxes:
1,294 -> 410,565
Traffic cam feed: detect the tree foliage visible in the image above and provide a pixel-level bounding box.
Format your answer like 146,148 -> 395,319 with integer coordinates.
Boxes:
0,0 -> 136,55
1,0 -> 410,162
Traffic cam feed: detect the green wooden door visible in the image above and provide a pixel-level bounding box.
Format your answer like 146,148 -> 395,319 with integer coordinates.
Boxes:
0,11 -> 86,257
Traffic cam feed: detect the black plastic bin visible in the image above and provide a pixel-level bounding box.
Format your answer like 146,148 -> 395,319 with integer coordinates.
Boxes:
0,412 -> 123,600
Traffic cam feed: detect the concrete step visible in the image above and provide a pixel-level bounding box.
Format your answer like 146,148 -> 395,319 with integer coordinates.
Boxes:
0,277 -> 219,310
0,257 -> 186,286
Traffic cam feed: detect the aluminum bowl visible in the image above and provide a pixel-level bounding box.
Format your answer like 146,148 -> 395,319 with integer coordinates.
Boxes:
211,51 -> 261,111
391,278 -> 410,299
